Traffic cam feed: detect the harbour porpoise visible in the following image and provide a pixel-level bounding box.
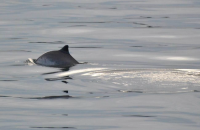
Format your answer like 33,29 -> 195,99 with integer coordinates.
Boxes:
35,45 -> 79,68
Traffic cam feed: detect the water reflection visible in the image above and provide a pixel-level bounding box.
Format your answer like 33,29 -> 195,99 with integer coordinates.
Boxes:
45,76 -> 72,81
42,68 -> 70,75
57,68 -> 107,77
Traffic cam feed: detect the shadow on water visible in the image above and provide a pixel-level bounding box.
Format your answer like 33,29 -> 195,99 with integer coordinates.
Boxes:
0,94 -> 76,100
123,115 -> 156,118
131,46 -> 143,47
118,90 -> 143,93
45,76 -> 72,81
0,80 -> 18,81
62,81 -> 68,84
62,114 -> 68,116
68,25 -> 87,27
125,16 -> 169,19
132,21 -> 162,28
10,64 -> 27,66
31,127 -> 76,129
9,37 -> 23,40
133,22 -> 147,25
30,126 -> 117,130
140,16 -> 152,19
29,41 -> 65,44
63,90 -> 68,93
0,89 -> 199,100
0,95 -> 10,97
59,21 -> 111,23
28,95 -> 75,100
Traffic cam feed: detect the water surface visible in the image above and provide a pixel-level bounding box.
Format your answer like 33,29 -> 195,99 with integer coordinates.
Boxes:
0,0 -> 200,130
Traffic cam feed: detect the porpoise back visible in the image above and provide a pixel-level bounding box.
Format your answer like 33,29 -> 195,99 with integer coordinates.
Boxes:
36,45 -> 79,68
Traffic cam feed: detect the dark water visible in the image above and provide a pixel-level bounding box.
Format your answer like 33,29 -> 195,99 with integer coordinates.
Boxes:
1,0 -> 200,130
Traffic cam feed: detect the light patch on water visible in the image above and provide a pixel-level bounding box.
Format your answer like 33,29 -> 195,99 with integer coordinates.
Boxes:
146,35 -> 200,39
181,87 -> 188,90
57,68 -> 107,77
177,69 -> 200,72
79,69 -> 200,93
114,54 -> 199,61
40,28 -> 93,35
146,35 -> 177,38
134,70 -> 199,83
156,56 -> 198,61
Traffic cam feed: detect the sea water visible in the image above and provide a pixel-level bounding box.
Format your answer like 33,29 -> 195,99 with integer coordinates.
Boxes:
0,0 -> 200,130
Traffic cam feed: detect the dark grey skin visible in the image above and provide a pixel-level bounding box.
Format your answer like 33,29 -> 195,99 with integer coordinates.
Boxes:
36,45 -> 79,68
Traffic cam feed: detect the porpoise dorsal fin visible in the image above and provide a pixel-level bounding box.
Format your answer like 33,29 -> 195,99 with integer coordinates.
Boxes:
60,45 -> 69,53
